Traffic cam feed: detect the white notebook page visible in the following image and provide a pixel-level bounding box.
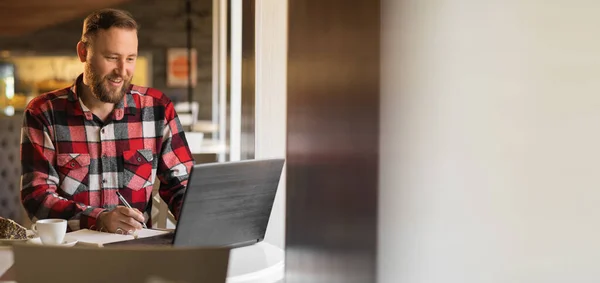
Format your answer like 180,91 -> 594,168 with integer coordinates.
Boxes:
67,229 -> 171,246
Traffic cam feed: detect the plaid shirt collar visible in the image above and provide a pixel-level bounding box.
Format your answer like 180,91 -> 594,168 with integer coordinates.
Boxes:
67,74 -> 138,121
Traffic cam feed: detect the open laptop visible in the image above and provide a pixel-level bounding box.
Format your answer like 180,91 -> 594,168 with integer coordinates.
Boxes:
105,158 -> 285,248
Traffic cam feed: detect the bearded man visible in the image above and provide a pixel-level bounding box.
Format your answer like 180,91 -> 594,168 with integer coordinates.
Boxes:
20,8 -> 194,234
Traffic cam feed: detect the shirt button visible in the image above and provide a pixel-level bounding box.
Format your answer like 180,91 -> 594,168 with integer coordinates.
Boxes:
137,157 -> 142,162
101,129 -> 105,134
102,179 -> 107,184
70,162 -> 76,167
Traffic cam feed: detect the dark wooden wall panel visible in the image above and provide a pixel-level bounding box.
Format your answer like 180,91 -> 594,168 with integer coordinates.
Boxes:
286,0 -> 380,282
241,0 -> 255,160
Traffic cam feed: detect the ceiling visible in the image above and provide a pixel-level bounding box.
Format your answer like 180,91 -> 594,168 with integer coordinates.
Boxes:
0,0 -> 132,36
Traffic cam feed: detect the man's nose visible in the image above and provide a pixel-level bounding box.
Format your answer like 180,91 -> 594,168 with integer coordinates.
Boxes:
116,60 -> 127,76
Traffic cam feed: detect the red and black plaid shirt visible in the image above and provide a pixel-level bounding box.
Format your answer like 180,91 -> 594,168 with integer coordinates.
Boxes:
20,74 -> 194,231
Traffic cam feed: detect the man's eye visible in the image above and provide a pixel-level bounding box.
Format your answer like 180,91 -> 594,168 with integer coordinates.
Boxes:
127,58 -> 136,62
107,57 -> 118,60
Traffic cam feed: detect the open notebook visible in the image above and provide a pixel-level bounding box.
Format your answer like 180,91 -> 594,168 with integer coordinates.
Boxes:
66,229 -> 172,247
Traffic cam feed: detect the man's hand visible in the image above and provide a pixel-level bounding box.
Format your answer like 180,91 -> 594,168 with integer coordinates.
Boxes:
98,206 -> 145,234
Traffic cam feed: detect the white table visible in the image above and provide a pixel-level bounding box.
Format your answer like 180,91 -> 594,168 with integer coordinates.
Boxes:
184,132 -> 229,155
0,242 -> 284,283
227,242 -> 284,283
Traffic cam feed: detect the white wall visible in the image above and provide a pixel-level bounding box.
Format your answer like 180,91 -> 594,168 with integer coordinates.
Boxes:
255,0 -> 288,250
380,1 -> 600,282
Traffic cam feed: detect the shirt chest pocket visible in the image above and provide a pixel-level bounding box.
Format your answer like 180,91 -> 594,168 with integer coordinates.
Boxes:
122,149 -> 156,191
56,153 -> 91,196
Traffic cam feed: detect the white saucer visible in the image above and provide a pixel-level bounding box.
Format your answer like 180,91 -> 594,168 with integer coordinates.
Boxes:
28,236 -> 78,247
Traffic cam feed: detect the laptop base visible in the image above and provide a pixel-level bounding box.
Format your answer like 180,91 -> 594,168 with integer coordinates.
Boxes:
104,232 -> 175,246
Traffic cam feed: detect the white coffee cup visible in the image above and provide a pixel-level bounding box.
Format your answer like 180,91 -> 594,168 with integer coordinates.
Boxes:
31,219 -> 67,245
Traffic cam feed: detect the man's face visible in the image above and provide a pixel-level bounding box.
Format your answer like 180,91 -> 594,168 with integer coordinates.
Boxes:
82,27 -> 138,103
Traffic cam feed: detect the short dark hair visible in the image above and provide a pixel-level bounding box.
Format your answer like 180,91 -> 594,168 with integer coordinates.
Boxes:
81,8 -> 138,45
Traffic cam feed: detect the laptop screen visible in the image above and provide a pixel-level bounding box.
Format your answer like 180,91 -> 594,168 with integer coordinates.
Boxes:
173,158 -> 285,247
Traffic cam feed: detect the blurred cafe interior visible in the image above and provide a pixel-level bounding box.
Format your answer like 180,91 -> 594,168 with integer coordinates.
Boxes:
0,0 -> 381,282
0,0 -> 262,226
3,0 -> 600,282
0,0 -> 290,282
0,0 -> 231,163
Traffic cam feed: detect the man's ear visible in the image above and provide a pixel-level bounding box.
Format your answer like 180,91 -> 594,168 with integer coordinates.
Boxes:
76,41 -> 88,62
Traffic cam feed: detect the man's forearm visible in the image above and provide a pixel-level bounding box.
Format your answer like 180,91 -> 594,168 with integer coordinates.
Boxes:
21,184 -> 105,230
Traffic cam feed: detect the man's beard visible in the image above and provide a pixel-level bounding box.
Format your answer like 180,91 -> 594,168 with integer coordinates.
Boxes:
84,62 -> 131,104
